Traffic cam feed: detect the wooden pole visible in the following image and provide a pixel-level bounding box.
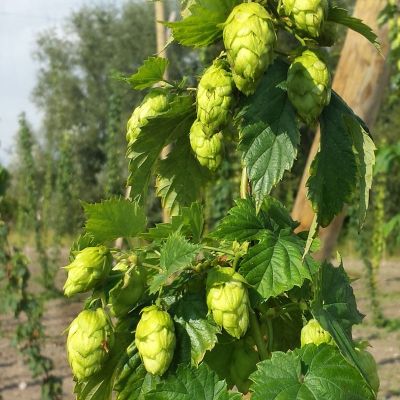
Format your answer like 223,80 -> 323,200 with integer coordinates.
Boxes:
291,0 -> 390,260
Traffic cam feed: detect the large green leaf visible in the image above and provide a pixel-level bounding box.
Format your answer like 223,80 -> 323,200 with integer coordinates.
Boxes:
127,95 -> 195,202
166,0 -> 241,47
239,60 -> 300,209
83,199 -> 146,243
149,232 -> 200,294
328,7 -> 380,50
345,115 -> 376,229
312,262 -> 363,331
121,57 -> 168,90
210,197 -> 297,242
307,93 -> 358,227
311,263 -> 372,390
250,344 -> 374,400
145,363 -> 241,400
143,203 -> 204,243
157,136 -> 210,216
173,293 -> 219,366
210,198 -> 272,242
239,229 -> 319,299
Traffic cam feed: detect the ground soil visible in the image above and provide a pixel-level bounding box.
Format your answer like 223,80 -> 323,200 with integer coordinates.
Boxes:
0,256 -> 399,399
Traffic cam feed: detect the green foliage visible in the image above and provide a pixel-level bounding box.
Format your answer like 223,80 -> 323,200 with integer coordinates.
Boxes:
250,344 -> 374,399
238,60 -> 299,208
63,1 -> 382,399
83,198 -> 147,243
121,57 -> 169,90
0,220 -> 62,399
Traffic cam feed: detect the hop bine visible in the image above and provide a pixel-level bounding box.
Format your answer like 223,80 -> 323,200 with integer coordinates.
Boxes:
287,49 -> 331,124
196,61 -> 234,135
223,2 -> 277,96
190,120 -> 223,171
206,266 -> 250,339
300,318 -> 333,347
282,0 -> 329,38
135,305 -> 176,376
126,89 -> 170,146
67,308 -> 114,381
63,246 -> 112,297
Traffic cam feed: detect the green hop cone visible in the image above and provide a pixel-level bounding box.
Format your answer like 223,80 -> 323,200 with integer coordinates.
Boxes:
63,246 -> 112,297
135,305 -> 176,376
223,3 -> 277,95
196,61 -> 234,134
206,266 -> 250,338
287,49 -> 331,124
301,318 -> 334,347
67,308 -> 114,381
229,339 -> 259,393
109,265 -> 146,317
189,120 -> 223,171
126,89 -> 170,145
282,0 -> 328,38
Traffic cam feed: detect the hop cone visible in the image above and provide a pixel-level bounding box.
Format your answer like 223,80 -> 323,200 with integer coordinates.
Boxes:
206,266 -> 249,338
63,246 -> 112,297
230,339 -> 259,393
190,120 -> 223,171
282,0 -> 328,38
301,319 -> 333,347
135,305 -> 176,376
126,89 -> 169,145
67,308 -> 114,381
109,265 -> 146,317
356,348 -> 380,393
287,49 -> 331,124
197,61 -> 234,134
223,3 -> 277,95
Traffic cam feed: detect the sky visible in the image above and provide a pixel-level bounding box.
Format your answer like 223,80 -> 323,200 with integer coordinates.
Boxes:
0,0 -> 122,166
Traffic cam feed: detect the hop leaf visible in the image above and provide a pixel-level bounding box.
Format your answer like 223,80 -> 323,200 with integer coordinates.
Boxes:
197,61 -> 234,135
135,305 -> 176,376
223,3 -> 277,95
63,246 -> 112,297
355,348 -> 380,394
189,120 -> 223,171
287,49 -> 331,124
300,318 -> 334,347
206,266 -> 250,339
282,0 -> 329,38
67,308 -> 114,381
126,89 -> 171,145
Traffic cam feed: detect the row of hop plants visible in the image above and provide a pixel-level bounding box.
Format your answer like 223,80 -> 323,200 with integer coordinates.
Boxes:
62,0 -> 384,399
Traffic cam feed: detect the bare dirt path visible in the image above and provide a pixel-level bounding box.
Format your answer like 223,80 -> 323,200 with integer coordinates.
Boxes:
0,258 -> 399,399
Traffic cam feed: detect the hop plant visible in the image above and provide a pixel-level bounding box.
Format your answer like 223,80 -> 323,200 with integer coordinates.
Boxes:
109,264 -> 146,317
206,266 -> 250,339
196,61 -> 234,135
282,0 -> 328,38
67,308 -> 114,381
189,120 -> 223,171
63,246 -> 112,297
301,318 -> 333,347
229,339 -> 259,393
126,89 -> 170,145
223,2 -> 277,95
135,305 -> 176,376
287,49 -> 331,124
356,348 -> 380,394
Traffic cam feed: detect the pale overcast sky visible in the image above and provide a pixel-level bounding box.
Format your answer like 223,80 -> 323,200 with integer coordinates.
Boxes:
0,0 -> 123,166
